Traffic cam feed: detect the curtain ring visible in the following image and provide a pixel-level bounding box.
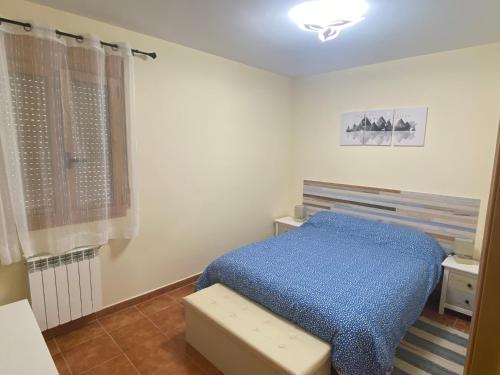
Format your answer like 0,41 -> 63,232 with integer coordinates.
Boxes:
23,24 -> 32,32
76,35 -> 84,43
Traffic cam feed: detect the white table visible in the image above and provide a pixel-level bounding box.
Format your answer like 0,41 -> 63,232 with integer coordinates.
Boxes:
439,256 -> 480,316
0,300 -> 58,375
274,216 -> 304,236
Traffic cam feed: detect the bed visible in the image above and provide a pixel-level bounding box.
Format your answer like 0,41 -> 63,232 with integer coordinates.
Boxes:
196,181 -> 480,375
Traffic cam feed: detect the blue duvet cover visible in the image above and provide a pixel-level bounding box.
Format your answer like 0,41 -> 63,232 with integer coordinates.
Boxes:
197,211 -> 445,375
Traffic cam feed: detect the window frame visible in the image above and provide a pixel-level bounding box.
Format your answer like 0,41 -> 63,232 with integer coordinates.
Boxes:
5,34 -> 130,231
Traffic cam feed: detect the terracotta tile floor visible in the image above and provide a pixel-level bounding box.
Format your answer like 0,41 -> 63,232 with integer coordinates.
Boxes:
46,282 -> 471,375
47,282 -> 219,375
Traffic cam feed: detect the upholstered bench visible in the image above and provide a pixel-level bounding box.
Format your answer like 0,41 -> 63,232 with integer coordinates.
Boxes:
183,283 -> 331,375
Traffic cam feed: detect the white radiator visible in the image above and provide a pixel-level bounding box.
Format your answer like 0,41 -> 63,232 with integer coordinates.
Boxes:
27,247 -> 102,331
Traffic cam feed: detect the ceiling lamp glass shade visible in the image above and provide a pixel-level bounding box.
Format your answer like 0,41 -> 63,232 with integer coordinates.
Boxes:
289,0 -> 369,42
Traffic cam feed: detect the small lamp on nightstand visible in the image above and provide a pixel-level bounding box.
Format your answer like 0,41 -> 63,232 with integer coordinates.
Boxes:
294,204 -> 307,222
454,238 -> 476,265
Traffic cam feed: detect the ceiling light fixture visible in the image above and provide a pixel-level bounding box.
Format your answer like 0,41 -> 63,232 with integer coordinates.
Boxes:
289,0 -> 369,42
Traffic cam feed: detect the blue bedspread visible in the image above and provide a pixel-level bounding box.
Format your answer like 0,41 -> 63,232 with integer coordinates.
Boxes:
197,211 -> 445,375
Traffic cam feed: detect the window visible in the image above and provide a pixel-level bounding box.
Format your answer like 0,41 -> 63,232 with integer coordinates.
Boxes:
4,34 -> 130,230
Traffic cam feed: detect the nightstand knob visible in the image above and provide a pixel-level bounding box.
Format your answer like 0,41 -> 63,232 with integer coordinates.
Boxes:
467,283 -> 472,289
465,299 -> 470,305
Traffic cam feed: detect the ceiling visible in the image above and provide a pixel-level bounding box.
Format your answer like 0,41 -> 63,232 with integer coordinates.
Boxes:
29,0 -> 500,77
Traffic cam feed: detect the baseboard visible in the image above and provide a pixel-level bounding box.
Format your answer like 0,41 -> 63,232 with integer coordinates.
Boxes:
97,272 -> 201,317
42,272 -> 200,339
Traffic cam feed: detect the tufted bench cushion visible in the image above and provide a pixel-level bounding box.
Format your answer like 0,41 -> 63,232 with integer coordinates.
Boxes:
184,283 -> 331,375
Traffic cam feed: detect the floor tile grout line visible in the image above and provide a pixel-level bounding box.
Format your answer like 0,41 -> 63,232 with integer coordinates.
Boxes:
114,305 -> 193,375
98,305 -> 144,333
60,319 -> 122,375
53,338 -> 74,375
51,336 -> 62,358
137,299 -> 184,333
136,295 -> 178,316
77,354 -> 122,375
95,319 -> 141,375
135,292 -> 212,375
53,319 -> 108,352
136,299 -> 174,337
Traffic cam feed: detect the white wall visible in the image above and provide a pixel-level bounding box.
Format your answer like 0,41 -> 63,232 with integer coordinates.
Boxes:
0,0 -> 293,307
291,44 -> 500,256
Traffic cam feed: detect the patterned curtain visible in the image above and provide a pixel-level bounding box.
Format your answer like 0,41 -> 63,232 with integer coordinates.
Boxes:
0,23 -> 139,265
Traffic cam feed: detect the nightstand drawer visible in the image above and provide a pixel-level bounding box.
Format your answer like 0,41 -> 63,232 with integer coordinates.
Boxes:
439,256 -> 479,316
449,272 -> 477,292
447,288 -> 475,310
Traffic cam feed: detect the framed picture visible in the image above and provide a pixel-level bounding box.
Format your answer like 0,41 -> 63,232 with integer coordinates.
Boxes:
363,109 -> 393,146
393,107 -> 428,146
340,111 -> 365,146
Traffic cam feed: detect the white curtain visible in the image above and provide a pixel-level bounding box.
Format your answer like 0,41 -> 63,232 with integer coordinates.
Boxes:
0,23 -> 138,265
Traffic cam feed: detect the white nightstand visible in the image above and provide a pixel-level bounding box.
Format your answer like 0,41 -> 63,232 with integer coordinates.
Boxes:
439,256 -> 480,316
274,216 -> 304,236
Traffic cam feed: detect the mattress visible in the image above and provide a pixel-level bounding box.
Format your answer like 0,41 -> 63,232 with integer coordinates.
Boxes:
197,211 -> 445,375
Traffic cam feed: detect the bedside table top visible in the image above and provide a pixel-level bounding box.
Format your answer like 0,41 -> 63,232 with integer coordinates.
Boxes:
442,255 -> 479,275
274,216 -> 304,227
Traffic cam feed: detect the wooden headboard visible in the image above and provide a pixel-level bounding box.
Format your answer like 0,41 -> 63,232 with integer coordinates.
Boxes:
302,180 -> 480,253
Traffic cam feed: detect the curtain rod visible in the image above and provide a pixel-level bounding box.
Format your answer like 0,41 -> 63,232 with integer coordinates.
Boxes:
0,16 -> 157,59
